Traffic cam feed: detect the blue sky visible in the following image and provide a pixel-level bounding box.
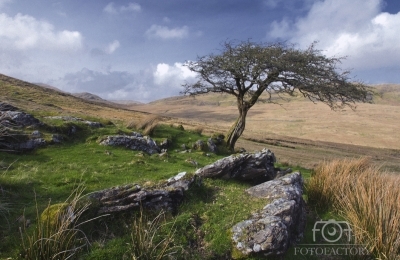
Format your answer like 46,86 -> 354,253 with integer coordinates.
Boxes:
1,0 -> 400,102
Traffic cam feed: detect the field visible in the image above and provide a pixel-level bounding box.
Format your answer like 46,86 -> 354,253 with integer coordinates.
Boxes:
1,74 -> 400,259
131,87 -> 400,172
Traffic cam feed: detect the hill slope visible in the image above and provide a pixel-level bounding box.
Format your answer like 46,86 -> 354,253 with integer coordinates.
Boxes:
0,73 -> 147,122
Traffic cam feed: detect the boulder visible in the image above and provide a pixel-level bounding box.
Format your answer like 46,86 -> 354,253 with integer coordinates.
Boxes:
1,111 -> 41,127
192,140 -> 206,151
195,148 -> 277,183
231,172 -> 306,258
88,172 -> 195,214
0,102 -> 18,111
15,138 -> 46,150
207,138 -> 218,153
100,135 -> 160,154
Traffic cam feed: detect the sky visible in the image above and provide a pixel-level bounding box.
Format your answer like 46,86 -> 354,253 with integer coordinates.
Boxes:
1,0 -> 400,102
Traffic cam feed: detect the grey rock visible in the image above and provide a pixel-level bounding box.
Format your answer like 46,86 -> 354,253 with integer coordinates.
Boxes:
15,138 -> 46,150
84,121 -> 103,128
89,174 -> 194,214
1,111 -> 41,127
131,132 -> 143,138
195,148 -> 276,183
0,102 -> 18,111
159,138 -> 171,149
31,130 -> 41,138
231,172 -> 306,257
207,138 -> 218,153
192,140 -> 206,151
52,134 -> 63,143
45,116 -> 103,128
100,135 -> 160,154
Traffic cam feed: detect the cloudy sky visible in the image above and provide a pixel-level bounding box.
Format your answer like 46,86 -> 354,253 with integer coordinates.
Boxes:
1,0 -> 400,102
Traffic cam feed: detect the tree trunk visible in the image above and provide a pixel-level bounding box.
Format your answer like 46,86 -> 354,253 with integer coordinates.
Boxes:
225,105 -> 249,151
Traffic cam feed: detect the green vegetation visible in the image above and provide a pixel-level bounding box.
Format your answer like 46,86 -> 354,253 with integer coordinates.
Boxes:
0,116 -> 283,259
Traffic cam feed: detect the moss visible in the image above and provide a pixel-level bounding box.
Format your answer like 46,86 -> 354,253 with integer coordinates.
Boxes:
40,203 -> 68,227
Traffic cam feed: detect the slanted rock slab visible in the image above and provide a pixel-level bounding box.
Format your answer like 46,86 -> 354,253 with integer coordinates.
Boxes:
195,148 -> 277,183
231,172 -> 306,258
88,172 -> 195,215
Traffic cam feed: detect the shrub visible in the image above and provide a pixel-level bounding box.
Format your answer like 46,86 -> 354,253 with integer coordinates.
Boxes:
307,158 -> 400,259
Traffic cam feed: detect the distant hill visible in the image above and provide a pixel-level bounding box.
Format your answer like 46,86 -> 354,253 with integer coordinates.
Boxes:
73,92 -> 107,102
371,83 -> 400,105
110,100 -> 144,105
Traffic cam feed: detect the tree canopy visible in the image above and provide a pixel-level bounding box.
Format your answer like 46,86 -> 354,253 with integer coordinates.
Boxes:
182,41 -> 371,150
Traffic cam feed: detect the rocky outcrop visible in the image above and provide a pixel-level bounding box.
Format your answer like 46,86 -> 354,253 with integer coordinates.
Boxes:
231,172 -> 306,258
1,111 -> 41,127
195,148 -> 277,183
88,172 -> 195,214
45,116 -> 103,128
14,138 -> 47,150
100,135 -> 160,154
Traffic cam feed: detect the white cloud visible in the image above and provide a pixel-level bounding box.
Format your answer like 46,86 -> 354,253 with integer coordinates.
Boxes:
268,0 -> 400,70
146,25 -> 189,39
103,2 -> 141,15
153,62 -> 197,87
0,13 -> 82,51
106,40 -> 120,54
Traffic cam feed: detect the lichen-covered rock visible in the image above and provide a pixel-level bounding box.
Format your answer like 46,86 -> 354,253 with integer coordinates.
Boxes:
231,172 -> 306,258
100,135 -> 160,154
89,172 -> 195,214
1,111 -> 41,127
195,148 -> 277,183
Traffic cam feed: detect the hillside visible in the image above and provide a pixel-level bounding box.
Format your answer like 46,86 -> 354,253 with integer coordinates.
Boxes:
2,73 -> 400,171
0,73 -> 147,123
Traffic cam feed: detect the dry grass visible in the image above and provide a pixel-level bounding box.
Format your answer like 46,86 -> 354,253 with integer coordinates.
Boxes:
307,158 -> 400,259
132,91 -> 400,150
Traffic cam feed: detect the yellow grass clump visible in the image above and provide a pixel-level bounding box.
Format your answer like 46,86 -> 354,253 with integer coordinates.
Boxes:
127,114 -> 161,136
307,158 -> 400,259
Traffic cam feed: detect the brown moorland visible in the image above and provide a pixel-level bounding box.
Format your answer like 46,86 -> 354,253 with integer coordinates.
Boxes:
131,86 -> 400,172
1,73 -> 399,172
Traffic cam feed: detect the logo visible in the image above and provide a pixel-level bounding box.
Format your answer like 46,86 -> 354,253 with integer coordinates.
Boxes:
294,219 -> 369,257
312,219 -> 352,243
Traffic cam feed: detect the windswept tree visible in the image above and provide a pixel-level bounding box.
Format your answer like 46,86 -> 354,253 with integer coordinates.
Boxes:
182,41 -> 371,151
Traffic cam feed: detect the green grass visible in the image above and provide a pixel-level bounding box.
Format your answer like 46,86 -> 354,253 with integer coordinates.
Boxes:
0,117 -> 327,259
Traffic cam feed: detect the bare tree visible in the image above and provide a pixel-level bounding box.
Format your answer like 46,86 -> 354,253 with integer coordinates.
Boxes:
182,41 -> 371,151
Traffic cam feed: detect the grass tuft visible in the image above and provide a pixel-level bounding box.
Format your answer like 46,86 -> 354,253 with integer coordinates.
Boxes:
127,208 -> 179,260
307,158 -> 400,259
20,186 -> 94,260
